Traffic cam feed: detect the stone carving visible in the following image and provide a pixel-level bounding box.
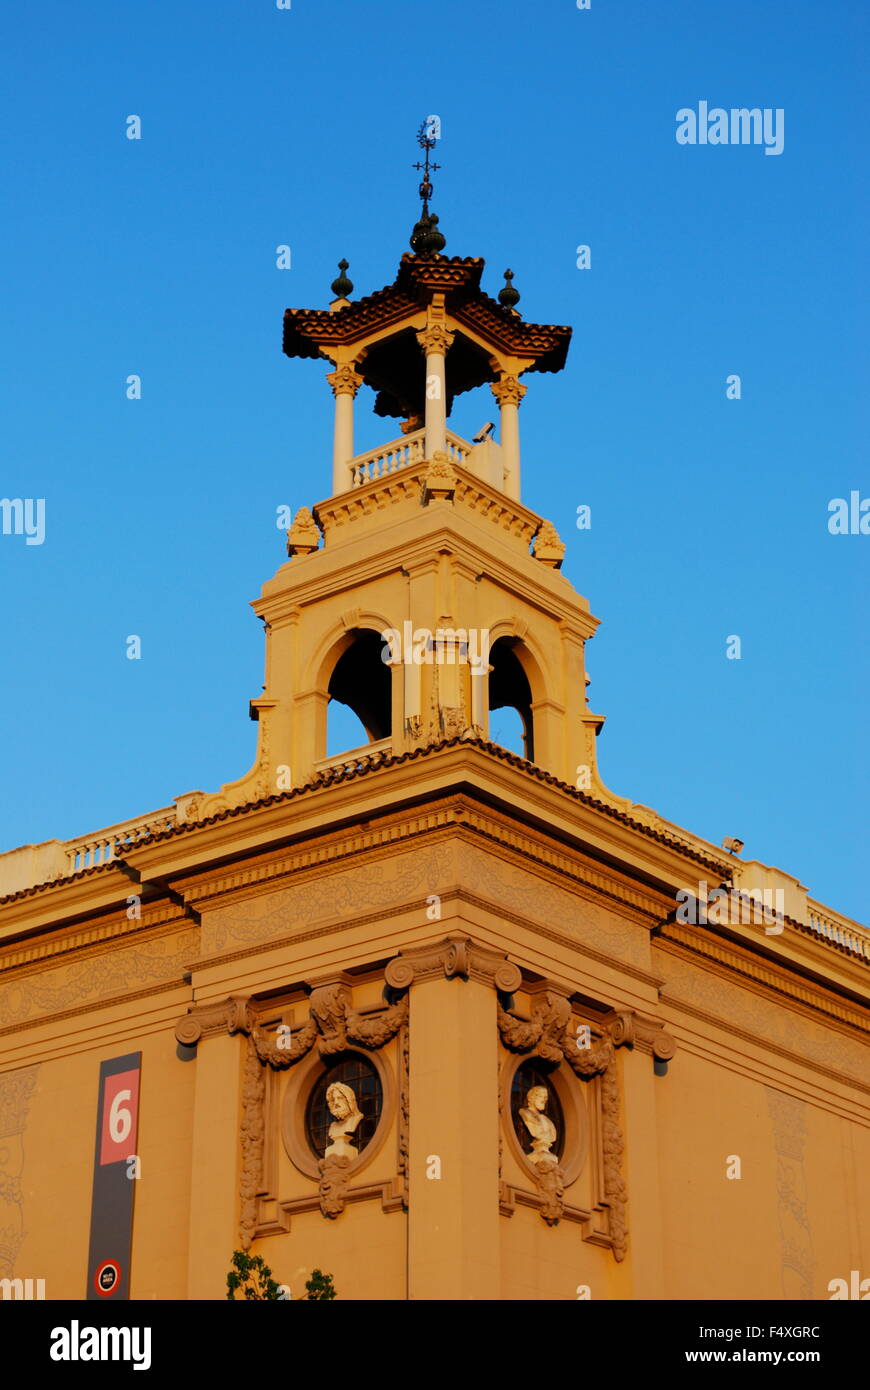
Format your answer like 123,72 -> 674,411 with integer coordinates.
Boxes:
499,992 -> 628,1257
765,1088 -> 815,1299
518,1085 -> 566,1225
440,706 -> 467,739
416,323 -> 455,356
239,1038 -> 267,1251
385,934 -> 522,993
531,521 -> 565,569
531,1154 -> 566,1226
565,1034 -> 628,1260
317,1154 -> 353,1218
520,1085 -> 557,1157
325,364 -> 363,398
423,451 -> 457,503
286,506 -> 321,557
324,1081 -> 363,1159
497,990 -> 572,1063
214,979 -> 407,1246
175,994 -> 252,1047
253,719 -> 272,801
490,374 -> 527,408
0,1065 -> 39,1278
608,1010 -> 676,1061
0,929 -> 197,1030
397,1022 -> 410,1199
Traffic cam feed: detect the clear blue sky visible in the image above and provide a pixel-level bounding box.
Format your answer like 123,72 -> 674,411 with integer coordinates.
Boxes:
1,0 -> 866,920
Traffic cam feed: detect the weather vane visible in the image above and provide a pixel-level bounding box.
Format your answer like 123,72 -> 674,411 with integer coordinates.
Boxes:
412,118 -> 441,215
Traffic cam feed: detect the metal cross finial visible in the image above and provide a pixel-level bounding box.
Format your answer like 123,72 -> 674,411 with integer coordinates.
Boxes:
412,118 -> 441,214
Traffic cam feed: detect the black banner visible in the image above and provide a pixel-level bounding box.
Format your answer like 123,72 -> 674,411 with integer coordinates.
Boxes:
85,1053 -> 141,1302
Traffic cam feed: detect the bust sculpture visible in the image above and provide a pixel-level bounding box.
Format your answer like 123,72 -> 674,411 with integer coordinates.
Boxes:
324,1080 -> 364,1160
519,1084 -> 558,1158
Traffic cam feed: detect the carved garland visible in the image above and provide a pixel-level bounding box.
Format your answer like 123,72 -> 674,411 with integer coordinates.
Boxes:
179,981 -> 406,1245
496,989 -> 673,1261
176,943 -> 675,1265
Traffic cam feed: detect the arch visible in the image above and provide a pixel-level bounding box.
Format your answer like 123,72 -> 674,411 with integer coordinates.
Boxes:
484,621 -> 550,707
488,636 -> 534,760
308,611 -> 395,694
326,629 -> 392,752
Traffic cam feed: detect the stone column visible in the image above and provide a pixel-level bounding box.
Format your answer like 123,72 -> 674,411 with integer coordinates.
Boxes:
185,1029 -> 246,1298
491,375 -> 527,500
387,937 -> 520,1300
326,365 -> 363,495
416,324 -> 454,459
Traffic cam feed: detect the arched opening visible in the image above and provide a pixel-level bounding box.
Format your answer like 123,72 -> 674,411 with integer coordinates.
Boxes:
326,630 -> 391,757
488,637 -> 534,761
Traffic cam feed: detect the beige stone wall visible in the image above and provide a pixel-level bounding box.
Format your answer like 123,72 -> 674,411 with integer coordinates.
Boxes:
1,790 -> 866,1302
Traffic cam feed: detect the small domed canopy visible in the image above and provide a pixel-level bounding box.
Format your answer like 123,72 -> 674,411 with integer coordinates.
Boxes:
283,251 -> 571,421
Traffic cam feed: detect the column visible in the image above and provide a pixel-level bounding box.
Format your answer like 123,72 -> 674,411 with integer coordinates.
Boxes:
186,1030 -> 246,1299
326,365 -> 363,495
619,1046 -> 666,1298
491,375 -> 527,500
407,973 -> 501,1299
416,324 -> 454,458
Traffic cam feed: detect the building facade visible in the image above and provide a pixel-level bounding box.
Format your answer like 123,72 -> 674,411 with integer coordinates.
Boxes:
1,207 -> 867,1302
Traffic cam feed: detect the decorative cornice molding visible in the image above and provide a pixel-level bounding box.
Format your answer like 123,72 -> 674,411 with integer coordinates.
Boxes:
0,903 -> 188,978
657,925 -> 870,1036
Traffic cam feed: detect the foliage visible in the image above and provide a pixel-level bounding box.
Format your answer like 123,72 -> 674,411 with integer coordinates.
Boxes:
226,1250 -> 282,1301
304,1268 -> 336,1300
226,1251 -> 337,1301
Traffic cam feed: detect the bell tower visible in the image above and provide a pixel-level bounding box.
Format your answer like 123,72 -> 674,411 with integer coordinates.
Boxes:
199,139 -> 609,818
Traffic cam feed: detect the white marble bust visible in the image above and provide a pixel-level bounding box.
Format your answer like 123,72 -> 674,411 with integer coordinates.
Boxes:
519,1084 -> 557,1158
324,1080 -> 364,1159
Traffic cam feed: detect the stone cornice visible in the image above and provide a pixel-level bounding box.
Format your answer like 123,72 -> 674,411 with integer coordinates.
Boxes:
313,458 -> 542,544
160,797 -> 673,924
656,927 -> 870,1035
1,746 -> 864,1026
0,903 -> 188,981
257,511 -> 597,638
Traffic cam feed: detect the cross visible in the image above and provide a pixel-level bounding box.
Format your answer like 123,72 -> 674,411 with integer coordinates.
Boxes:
412,119 -> 441,212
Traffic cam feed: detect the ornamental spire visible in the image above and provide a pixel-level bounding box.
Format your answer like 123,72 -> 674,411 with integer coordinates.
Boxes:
410,118 -> 446,256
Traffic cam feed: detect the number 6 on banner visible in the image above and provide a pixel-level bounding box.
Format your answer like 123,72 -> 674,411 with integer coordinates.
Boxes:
109,1090 -> 133,1144
99,1068 -> 140,1165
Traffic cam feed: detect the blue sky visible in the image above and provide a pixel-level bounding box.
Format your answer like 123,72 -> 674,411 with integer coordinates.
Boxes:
0,0 -> 866,920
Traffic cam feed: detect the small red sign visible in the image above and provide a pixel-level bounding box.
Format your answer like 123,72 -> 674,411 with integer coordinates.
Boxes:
99,1068 -> 140,1166
94,1258 -> 121,1296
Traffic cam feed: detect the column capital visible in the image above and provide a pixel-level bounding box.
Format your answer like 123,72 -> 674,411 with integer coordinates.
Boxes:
416,323 -> 455,355
326,365 -> 363,398
491,374 -> 527,408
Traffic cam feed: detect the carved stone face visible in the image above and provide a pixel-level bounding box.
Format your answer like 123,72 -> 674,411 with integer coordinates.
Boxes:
327,1084 -> 352,1120
527,1085 -> 548,1113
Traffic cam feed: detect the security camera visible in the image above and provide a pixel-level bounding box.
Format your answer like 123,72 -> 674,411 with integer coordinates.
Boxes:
473,422 -> 495,442
722,837 -> 744,855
